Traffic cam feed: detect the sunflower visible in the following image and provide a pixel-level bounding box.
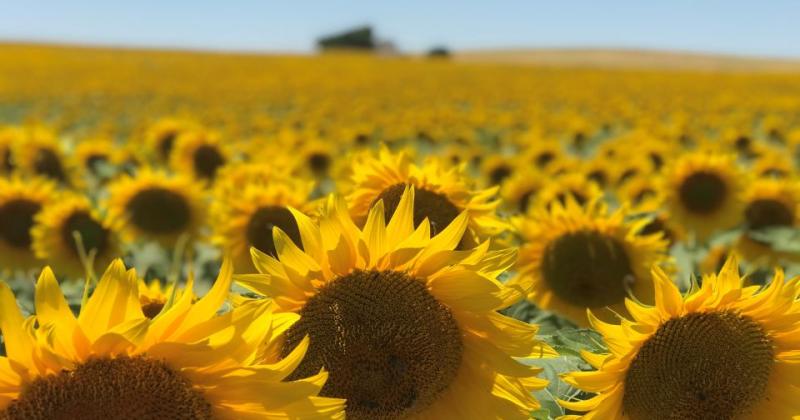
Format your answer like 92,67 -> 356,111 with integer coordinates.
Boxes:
346,147 -> 508,247
0,177 -> 55,271
0,259 -> 345,419
14,127 -> 74,186
662,152 -> 747,240
31,194 -> 120,278
106,169 -> 207,245
144,118 -> 197,162
211,178 -> 314,272
480,154 -> 515,186
73,137 -> 120,177
534,173 -> 602,209
735,178 -> 800,265
137,278 -> 184,319
560,256 -> 800,419
514,197 -> 669,326
520,138 -> 564,172
501,169 -> 546,214
0,126 -> 21,174
236,187 -> 555,419
751,147 -> 794,179
170,130 -> 230,182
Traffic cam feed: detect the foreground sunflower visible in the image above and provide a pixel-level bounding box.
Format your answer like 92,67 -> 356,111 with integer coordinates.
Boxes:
0,259 -> 345,419
0,177 -> 54,271
515,198 -> 669,326
106,169 -> 207,245
237,187 -> 554,419
560,257 -> 800,419
346,147 -> 507,248
663,152 -> 747,240
31,194 -> 120,278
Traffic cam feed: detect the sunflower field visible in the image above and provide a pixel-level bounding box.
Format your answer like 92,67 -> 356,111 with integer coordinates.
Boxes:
0,43 -> 800,419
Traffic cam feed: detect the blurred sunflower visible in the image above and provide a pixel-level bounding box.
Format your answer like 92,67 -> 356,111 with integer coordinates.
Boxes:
73,137 -> 119,177
170,130 -> 230,182
501,169 -> 546,214
663,152 -> 747,240
347,147 -> 507,247
515,197 -> 669,325
535,173 -> 602,209
560,257 -> 800,419
106,169 -> 207,245
521,139 -> 563,172
480,154 -> 515,186
0,259 -> 345,419
145,118 -> 197,162
211,178 -> 313,272
0,126 -> 21,174
31,194 -> 120,278
237,187 -> 555,419
0,177 -> 54,271
735,178 -> 800,265
14,127 -> 74,186
751,148 -> 794,179
582,158 -> 616,190
701,244 -> 736,275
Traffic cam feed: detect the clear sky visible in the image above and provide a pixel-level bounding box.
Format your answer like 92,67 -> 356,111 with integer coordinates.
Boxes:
1,1 -> 798,58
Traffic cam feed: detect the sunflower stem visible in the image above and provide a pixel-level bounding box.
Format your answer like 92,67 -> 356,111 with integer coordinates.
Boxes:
161,234 -> 190,314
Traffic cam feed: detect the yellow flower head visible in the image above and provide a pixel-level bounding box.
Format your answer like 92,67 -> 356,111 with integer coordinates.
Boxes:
0,259 -> 345,418
237,186 -> 555,419
561,257 -> 800,419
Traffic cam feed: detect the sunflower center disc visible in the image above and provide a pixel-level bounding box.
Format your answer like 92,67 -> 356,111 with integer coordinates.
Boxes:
745,198 -> 794,230
192,145 -> 225,180
678,171 -> 727,215
61,211 -> 109,258
308,152 -> 331,174
489,165 -> 512,185
282,270 -> 463,420
639,216 -> 674,245
375,183 -> 461,238
0,356 -> 212,420
158,131 -> 177,160
623,311 -> 774,420
33,148 -> 67,183
140,301 -> 166,319
126,187 -> 191,234
0,199 -> 42,248
542,230 -> 634,308
246,205 -> 303,256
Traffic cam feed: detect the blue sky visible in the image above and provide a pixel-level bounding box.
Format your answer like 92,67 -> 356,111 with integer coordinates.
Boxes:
1,1 -> 798,57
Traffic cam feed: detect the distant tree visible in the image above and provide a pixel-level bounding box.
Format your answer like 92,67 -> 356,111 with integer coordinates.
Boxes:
427,46 -> 451,58
317,26 -> 376,51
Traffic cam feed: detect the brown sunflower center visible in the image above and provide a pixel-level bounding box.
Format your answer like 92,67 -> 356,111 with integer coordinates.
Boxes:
61,211 -> 109,258
489,164 -> 512,185
192,145 -> 225,180
518,189 -> 536,213
141,300 -> 166,319
86,154 -> 109,173
0,356 -> 212,420
542,230 -> 634,308
745,198 -> 794,230
308,152 -> 331,174
126,187 -> 191,235
281,270 -> 463,420
535,152 -> 555,169
639,216 -> 674,246
554,190 -> 587,207
375,183 -> 461,238
678,171 -> 727,215
3,149 -> 15,172
158,131 -> 177,160
245,206 -> 303,257
623,311 -> 774,420
587,170 -> 607,188
34,148 -> 67,183
0,199 -> 42,248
